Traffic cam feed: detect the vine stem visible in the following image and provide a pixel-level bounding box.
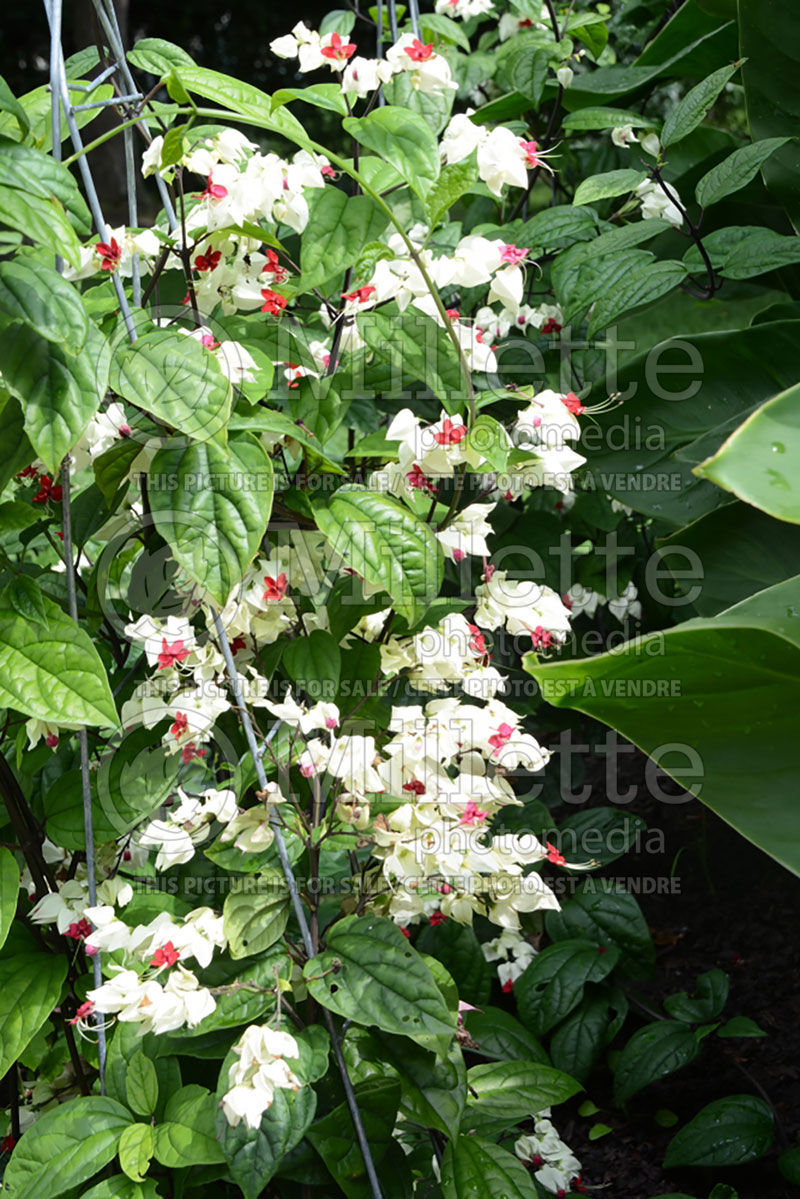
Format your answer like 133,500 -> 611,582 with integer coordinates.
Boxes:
649,161 -> 717,299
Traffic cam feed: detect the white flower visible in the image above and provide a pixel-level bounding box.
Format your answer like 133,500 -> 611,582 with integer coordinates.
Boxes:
440,112 -> 486,164
636,178 -> 683,227
611,124 -> 639,149
477,127 -> 529,195
222,1024 -> 301,1129
556,65 -> 574,88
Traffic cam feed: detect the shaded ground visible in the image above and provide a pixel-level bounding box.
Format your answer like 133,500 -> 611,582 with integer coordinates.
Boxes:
557,751 -> 800,1199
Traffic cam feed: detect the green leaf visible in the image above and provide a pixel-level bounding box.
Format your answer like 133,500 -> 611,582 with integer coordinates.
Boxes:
573,169 -> 647,205
3,1096 -> 133,1199
517,204 -> 601,251
463,1006 -> 550,1065
416,920 -> 494,1007
524,576 -> 800,873
664,969 -> 729,1022
313,485 -> 443,627
6,576 -> 48,630
697,382 -> 800,523
0,847 -> 19,954
0,75 -> 30,138
661,61 -> 742,147
418,12 -> 471,52
0,322 -> 108,475
587,260 -> 688,335
441,1135 -> 537,1199
300,188 -> 386,292
740,0 -> 800,228
515,939 -> 620,1036
466,414 -> 510,472
0,261 -> 89,355
664,1095 -> 774,1167
467,1061 -> 581,1120
118,1124 -> 154,1184
563,106 -> 658,131
111,329 -> 232,445
359,308 -> 467,412
159,124 -> 186,169
425,160 -> 479,229
272,83 -> 349,115
686,226 -> 800,279
779,1146 -> 800,1184
614,1021 -> 701,1105
82,1176 -> 160,1199
0,137 -> 91,233
148,434 -> 274,607
507,43 -> 550,106
696,137 -> 792,206
306,1076 -> 401,1197
283,629 -> 341,698
0,392 -> 32,496
355,1028 -> 467,1141
343,107 -> 440,201
303,914 -> 455,1046
223,872 -> 290,960
550,990 -> 627,1083
218,1087 -> 317,1199
382,68 -> 455,136
0,185 -> 81,269
0,589 -> 118,727
0,953 -> 66,1077
126,1051 -> 160,1117
717,1016 -> 767,1038
153,1085 -> 225,1167
546,882 -> 654,970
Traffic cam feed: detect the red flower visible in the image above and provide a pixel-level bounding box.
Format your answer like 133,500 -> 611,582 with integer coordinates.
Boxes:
32,475 -> 63,504
1,1134 -> 16,1153
69,999 -> 94,1026
170,711 -> 189,738
16,465 -> 38,480
404,38 -> 435,62
263,572 -> 288,602
201,175 -> 228,200
261,289 -> 288,316
118,423 -> 132,437
157,637 -> 191,670
321,164 -> 338,179
531,626 -> 553,650
65,918 -> 92,941
541,317 -> 562,335
320,31 -> 357,62
406,464 -> 437,493
468,623 -> 488,657
459,801 -> 488,827
546,841 -> 566,866
96,237 -> 122,270
433,418 -> 467,447
562,391 -> 585,415
261,249 -> 289,284
488,722 -> 514,756
445,308 -> 460,321
520,139 -> 542,168
501,979 -> 514,993
403,780 -> 426,795
499,243 -> 528,266
181,743 -> 206,763
429,911 -> 446,926
342,284 -> 376,304
151,941 -> 180,969
194,249 -> 222,272
399,927 -> 411,938
230,636 -> 247,654
45,733 -> 59,749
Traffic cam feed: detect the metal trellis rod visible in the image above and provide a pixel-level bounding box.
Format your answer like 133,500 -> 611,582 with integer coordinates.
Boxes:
42,1 -> 385,1186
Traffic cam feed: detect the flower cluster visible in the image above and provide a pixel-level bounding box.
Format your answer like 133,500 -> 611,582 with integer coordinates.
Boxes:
221,1024 -> 302,1129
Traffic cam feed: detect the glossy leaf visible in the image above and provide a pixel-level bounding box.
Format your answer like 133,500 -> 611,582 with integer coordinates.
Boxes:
359,308 -> 468,412
314,485 -> 443,627
344,107 -> 440,200
112,329 -> 231,445
300,187 -> 386,291
303,914 -> 455,1044
118,1124 -> 154,1184
662,62 -> 741,146
696,136 -> 792,206
664,1095 -> 774,1167
614,1020 -> 701,1104
3,1096 -> 133,1199
153,1085 -> 225,1167
0,846 -> 19,954
0,953 -> 67,1077
515,938 -> 620,1036
0,322 -> 108,475
0,589 -> 118,727
223,872 -> 290,960
0,260 -> 89,355
126,1051 -> 160,1117
697,381 -> 800,523
466,1060 -> 581,1120
572,169 -> 647,205
148,434 -> 274,607
441,1135 -> 537,1199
